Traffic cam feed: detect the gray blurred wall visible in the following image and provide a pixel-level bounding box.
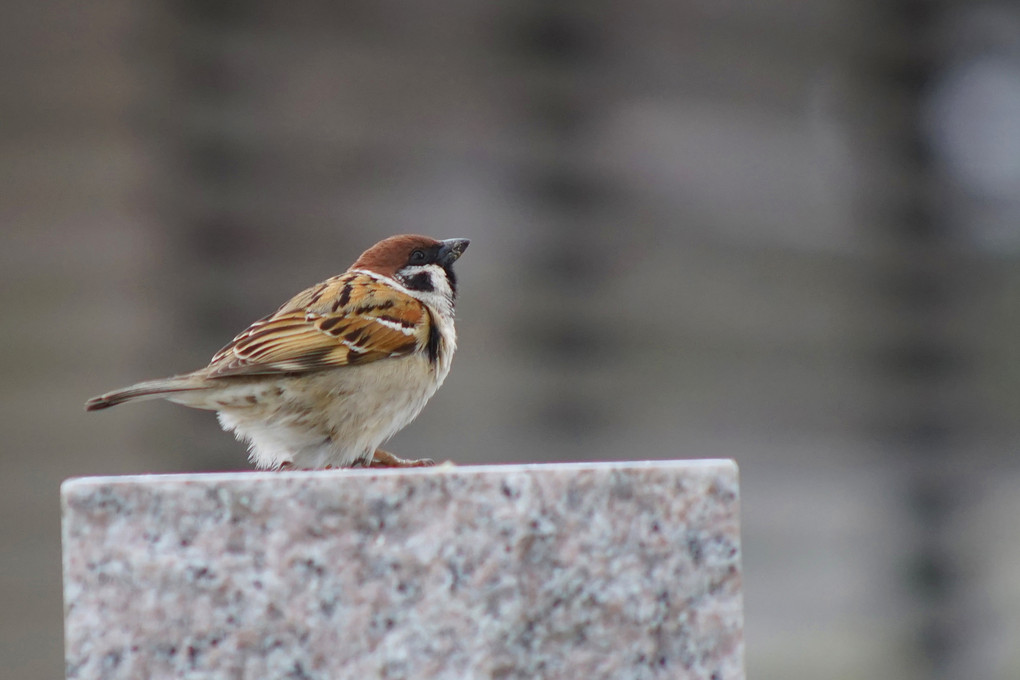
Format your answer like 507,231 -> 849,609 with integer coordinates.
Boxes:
3,2 -> 1020,679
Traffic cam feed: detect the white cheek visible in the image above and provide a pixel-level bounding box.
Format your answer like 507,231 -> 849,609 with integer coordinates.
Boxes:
397,264 -> 456,316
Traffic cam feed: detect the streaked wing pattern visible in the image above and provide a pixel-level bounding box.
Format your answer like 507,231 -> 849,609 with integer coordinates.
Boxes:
206,271 -> 431,377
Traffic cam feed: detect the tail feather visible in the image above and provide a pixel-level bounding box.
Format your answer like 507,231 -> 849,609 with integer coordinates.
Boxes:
85,376 -> 205,411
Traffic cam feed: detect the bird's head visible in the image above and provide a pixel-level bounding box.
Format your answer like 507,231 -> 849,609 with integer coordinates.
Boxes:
353,234 -> 470,309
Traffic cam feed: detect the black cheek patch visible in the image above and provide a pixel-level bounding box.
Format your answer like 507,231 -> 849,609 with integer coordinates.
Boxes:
403,272 -> 434,292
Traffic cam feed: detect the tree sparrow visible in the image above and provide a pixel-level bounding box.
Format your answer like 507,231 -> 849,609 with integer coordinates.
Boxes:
86,234 -> 469,470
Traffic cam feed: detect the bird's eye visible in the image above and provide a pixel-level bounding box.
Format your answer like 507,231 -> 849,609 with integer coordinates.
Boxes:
409,249 -> 427,264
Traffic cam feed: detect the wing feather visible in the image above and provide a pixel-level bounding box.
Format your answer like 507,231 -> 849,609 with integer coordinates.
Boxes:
205,271 -> 430,377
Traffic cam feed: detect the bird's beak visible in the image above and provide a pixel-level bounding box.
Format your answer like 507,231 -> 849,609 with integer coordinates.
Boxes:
438,238 -> 470,266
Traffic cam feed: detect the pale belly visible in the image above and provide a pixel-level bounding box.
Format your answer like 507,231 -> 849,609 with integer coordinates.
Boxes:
175,353 -> 449,469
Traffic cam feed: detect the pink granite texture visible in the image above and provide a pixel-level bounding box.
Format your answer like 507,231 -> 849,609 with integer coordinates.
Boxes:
62,460 -> 744,679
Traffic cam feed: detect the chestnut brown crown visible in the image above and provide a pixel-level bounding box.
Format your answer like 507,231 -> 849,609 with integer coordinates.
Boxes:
353,235 -> 469,278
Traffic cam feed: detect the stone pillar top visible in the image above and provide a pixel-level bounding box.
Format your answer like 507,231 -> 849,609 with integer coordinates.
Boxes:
63,460 -> 744,679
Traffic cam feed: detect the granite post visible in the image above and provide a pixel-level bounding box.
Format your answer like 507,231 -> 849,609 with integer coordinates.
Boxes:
62,460 -> 744,679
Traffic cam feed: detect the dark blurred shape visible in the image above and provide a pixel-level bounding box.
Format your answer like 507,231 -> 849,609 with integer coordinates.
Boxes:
510,8 -> 601,65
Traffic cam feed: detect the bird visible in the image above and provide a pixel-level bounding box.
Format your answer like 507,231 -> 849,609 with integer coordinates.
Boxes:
86,234 -> 469,470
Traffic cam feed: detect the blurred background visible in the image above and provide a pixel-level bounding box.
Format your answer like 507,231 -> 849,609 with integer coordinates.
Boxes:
3,1 -> 1020,678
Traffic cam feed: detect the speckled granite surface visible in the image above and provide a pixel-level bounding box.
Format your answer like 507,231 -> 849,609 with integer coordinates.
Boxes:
62,460 -> 744,679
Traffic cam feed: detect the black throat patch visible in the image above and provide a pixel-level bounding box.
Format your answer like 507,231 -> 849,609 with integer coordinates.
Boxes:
444,266 -> 457,298
426,310 -> 442,364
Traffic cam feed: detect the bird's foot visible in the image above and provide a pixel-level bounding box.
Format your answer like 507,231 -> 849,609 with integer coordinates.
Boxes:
369,449 -> 437,468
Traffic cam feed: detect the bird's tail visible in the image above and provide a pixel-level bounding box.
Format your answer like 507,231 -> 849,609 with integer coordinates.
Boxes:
85,375 -> 206,411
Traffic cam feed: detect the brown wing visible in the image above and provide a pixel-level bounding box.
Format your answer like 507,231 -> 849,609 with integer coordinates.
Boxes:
205,271 -> 431,377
